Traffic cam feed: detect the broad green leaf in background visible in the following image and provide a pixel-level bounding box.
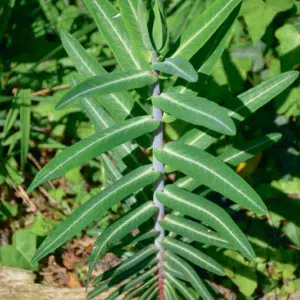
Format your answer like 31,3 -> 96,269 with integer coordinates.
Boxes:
152,58 -> 198,82
56,70 -> 157,109
241,0 -> 294,45
275,24 -> 300,71
87,202 -> 158,283
0,229 -> 38,271
155,142 -> 267,214
28,117 -> 159,191
20,89 -> 31,171
31,166 -> 159,262
152,93 -> 236,135
82,0 -> 148,70
158,185 -> 255,259
171,0 -> 242,59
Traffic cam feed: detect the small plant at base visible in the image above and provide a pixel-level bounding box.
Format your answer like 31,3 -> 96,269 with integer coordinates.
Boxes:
28,0 -> 299,299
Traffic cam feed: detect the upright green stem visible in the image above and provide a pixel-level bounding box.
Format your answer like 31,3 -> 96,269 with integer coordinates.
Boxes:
152,53 -> 165,299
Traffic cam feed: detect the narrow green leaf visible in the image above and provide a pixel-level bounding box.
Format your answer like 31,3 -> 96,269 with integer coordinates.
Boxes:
155,142 -> 267,214
160,214 -> 230,249
152,58 -> 198,82
227,71 -> 299,121
152,93 -> 236,135
3,96 -> 20,137
163,272 -> 197,300
61,29 -> 135,121
152,0 -> 168,52
171,0 -> 242,59
176,133 -> 282,191
179,71 -> 299,149
31,166 -> 159,263
157,185 -> 255,260
57,71 -> 157,109
130,230 -> 159,247
138,0 -> 155,52
140,284 -> 158,300
218,133 -> 282,167
91,267 -> 157,300
20,90 -> 31,171
94,245 -> 157,284
164,251 -> 213,300
88,257 -> 157,298
165,280 -> 179,300
118,0 -> 151,63
82,0 -> 148,70
124,277 -> 158,300
28,117 -> 159,191
162,238 -> 224,276
87,202 -> 158,283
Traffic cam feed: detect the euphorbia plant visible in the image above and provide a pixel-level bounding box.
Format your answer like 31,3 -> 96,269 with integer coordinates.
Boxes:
28,0 -> 299,299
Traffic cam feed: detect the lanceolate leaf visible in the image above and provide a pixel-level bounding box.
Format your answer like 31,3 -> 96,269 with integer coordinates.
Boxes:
218,133 -> 282,167
176,133 -> 282,191
94,245 -> 157,284
61,30 -> 136,121
152,58 -> 198,82
161,237 -> 225,276
227,71 -> 299,121
82,0 -> 148,70
155,142 -> 267,214
31,166 -> 159,263
158,185 -> 255,260
57,71 -> 157,109
163,272 -> 196,300
164,251 -> 213,300
171,0 -> 242,59
94,267 -> 158,300
178,71 -> 298,150
88,257 -> 157,298
152,93 -> 236,135
87,202 -> 158,283
160,214 -> 230,249
28,117 -> 159,191
20,89 -> 31,171
118,0 -> 151,63
124,277 -> 158,300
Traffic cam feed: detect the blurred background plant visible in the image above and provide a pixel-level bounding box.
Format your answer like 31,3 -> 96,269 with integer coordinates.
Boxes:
0,0 -> 299,298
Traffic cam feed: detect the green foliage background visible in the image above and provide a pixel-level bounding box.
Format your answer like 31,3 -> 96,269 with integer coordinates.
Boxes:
0,0 -> 299,298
